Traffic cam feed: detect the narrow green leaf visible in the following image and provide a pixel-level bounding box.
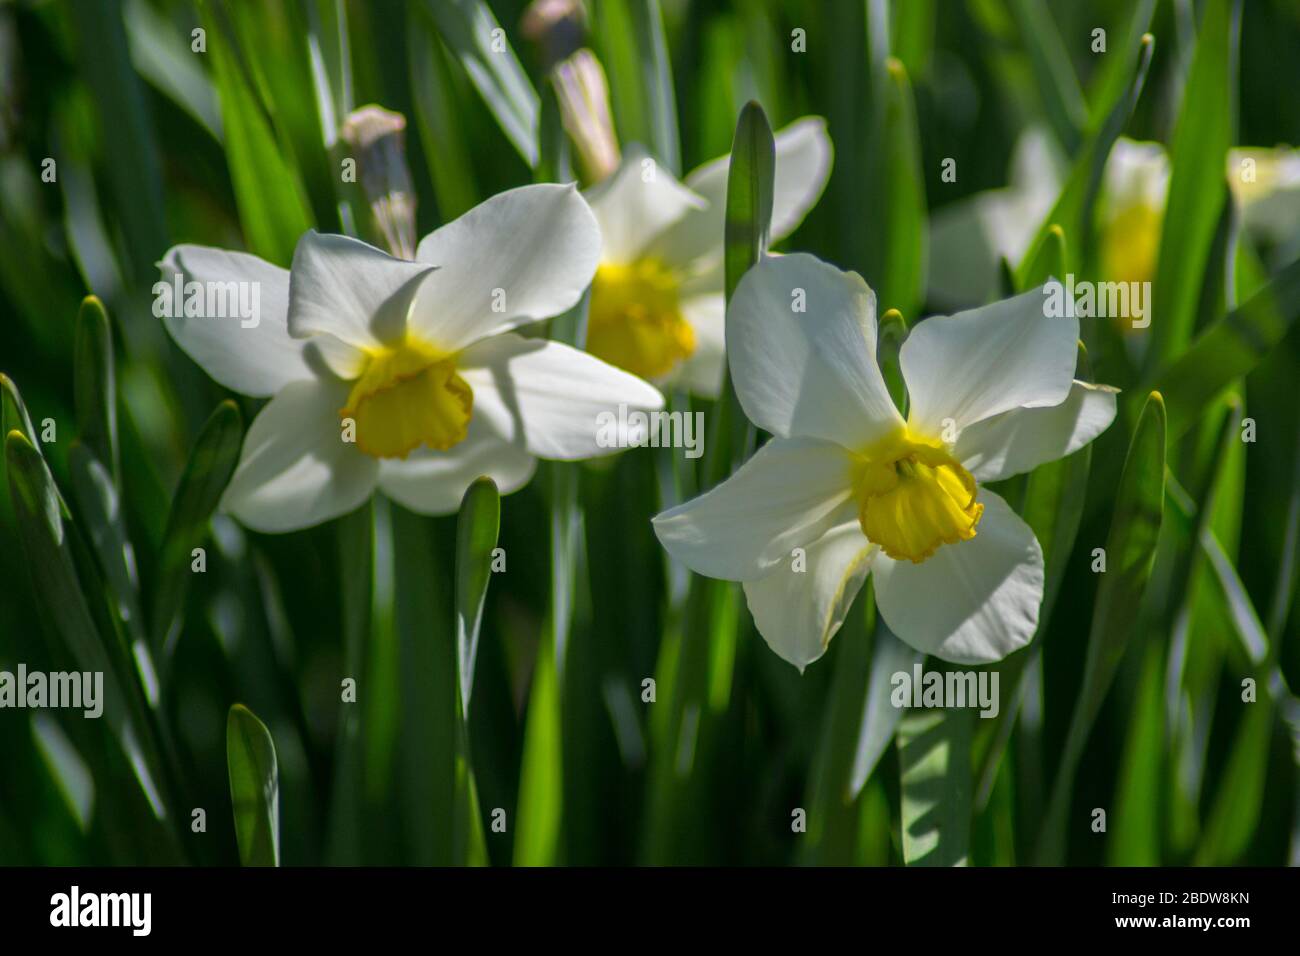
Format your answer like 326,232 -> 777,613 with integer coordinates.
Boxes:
203,0 -> 315,264
1194,695 -> 1273,865
420,0 -> 539,167
1038,390 -> 1166,863
454,477 -> 500,721
591,0 -> 679,172
803,590 -> 873,863
407,9 -> 479,221
73,296 -> 119,486
325,501 -> 372,865
226,704 -> 280,866
899,705 -> 973,866
6,430 -> 173,825
66,443 -> 144,646
513,631 -> 563,866
1018,224 -> 1067,292
1016,31 -> 1154,287
1106,637 -> 1164,865
878,59 -> 926,319
304,0 -> 353,147
72,0 -> 168,284
975,343 -> 1094,808
536,77 -> 573,186
1149,256 -> 1300,439
641,102 -> 777,862
1,373 -> 37,447
849,616 -> 922,796
151,400 -> 243,661
1007,0 -> 1087,153
1086,0 -> 1156,128
123,0 -> 222,140
723,101 -> 776,303
1145,0 -> 1242,370
711,98 -> 774,485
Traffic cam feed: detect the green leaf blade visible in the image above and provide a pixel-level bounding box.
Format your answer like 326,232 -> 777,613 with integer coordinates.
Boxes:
227,704 -> 280,867
151,400 -> 243,661
454,476 -> 500,720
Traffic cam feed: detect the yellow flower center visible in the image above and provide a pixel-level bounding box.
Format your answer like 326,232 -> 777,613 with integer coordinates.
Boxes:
1101,201 -> 1162,288
854,429 -> 983,563
340,337 -> 472,459
586,259 -> 696,379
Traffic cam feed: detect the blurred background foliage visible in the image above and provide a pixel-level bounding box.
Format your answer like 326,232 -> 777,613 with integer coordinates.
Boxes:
0,0 -> 1298,865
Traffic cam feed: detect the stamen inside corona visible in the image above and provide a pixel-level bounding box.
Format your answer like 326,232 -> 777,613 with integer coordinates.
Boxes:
341,337 -> 472,459
586,258 -> 696,379
854,429 -> 983,563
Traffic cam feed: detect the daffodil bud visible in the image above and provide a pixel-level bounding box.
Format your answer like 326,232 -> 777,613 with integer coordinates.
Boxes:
340,105 -> 417,259
553,49 -> 621,184
521,0 -> 587,70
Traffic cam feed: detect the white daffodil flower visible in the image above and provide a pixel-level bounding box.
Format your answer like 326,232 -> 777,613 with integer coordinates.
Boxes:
1096,139 -> 1168,287
928,133 -> 1171,307
582,118 -> 832,397
159,183 -> 663,533
653,253 -> 1118,669
926,126 -> 1067,310
931,133 -> 1300,312
1227,145 -> 1300,252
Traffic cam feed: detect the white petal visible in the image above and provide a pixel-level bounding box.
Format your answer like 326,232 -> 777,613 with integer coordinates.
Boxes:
652,436 -> 857,582
1102,138 -> 1170,218
585,151 -> 707,265
955,380 -> 1119,482
459,333 -> 664,461
926,126 -> 1065,311
675,293 -> 726,398
925,190 -> 1044,311
683,116 -> 833,240
727,253 -> 903,449
901,285 -> 1077,436
376,415 -> 537,515
413,184 -> 602,349
287,231 -> 433,349
221,378 -> 378,533
158,245 -> 326,397
743,520 -> 873,672
872,489 -> 1043,663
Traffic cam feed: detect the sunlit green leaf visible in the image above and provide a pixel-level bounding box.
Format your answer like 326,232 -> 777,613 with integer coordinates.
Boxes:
420,0 -> 539,167
1038,391 -> 1166,863
202,0 -> 315,264
591,0 -> 679,172
1145,0 -> 1242,370
226,704 -> 280,866
899,705 -> 973,866
455,477 -> 500,720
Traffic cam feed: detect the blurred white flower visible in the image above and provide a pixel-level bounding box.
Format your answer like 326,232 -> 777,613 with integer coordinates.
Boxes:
160,184 -> 662,533
1227,145 -> 1300,251
926,126 -> 1067,310
582,118 -> 832,396
931,132 -> 1300,311
654,253 -> 1117,670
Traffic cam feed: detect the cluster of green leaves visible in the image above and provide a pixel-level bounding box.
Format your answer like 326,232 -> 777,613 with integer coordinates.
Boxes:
0,0 -> 1297,867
